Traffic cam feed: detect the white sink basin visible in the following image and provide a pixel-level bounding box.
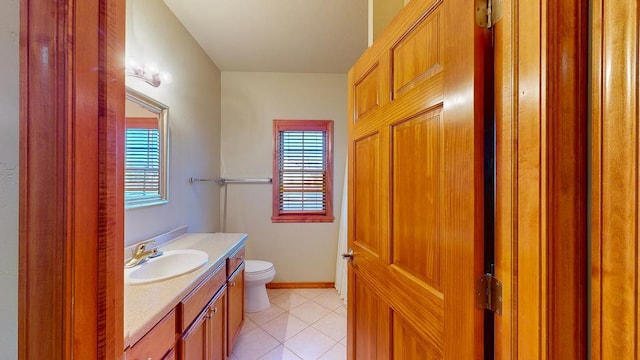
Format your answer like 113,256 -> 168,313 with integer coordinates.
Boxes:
127,249 -> 209,285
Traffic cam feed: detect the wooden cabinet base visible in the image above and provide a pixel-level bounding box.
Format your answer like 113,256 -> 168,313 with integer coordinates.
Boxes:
128,244 -> 245,360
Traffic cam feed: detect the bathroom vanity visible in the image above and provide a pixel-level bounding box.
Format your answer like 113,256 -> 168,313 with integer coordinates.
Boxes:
123,232 -> 246,360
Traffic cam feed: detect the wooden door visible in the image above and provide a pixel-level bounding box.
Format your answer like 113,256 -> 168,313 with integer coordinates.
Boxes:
347,0 -> 489,358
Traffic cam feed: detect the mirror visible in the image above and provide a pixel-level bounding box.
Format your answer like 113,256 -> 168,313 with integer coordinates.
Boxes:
125,87 -> 169,208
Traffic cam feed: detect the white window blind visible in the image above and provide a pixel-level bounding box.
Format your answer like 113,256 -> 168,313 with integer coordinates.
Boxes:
277,130 -> 327,213
125,127 -> 161,200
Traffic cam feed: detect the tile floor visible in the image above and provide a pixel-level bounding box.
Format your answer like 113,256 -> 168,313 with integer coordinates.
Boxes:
230,288 -> 347,360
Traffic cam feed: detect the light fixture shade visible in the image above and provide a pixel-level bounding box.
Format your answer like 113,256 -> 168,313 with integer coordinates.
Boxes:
126,62 -> 162,87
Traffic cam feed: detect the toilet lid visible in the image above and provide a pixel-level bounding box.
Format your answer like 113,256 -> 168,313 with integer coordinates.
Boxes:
245,260 -> 274,274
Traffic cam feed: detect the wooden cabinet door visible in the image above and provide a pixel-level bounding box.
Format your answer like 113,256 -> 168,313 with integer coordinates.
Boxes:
227,265 -> 245,356
163,348 -> 176,360
179,288 -> 227,360
208,289 -> 227,360
347,0 -> 489,358
179,308 -> 208,360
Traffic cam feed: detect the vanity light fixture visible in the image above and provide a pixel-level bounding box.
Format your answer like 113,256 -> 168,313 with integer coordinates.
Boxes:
125,58 -> 170,87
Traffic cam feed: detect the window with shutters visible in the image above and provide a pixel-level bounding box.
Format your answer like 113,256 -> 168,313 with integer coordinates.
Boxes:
124,88 -> 169,208
125,118 -> 160,202
272,120 -> 334,223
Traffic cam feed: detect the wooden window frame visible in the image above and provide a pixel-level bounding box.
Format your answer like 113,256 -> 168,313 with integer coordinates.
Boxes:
126,117 -> 157,129
272,119 -> 335,223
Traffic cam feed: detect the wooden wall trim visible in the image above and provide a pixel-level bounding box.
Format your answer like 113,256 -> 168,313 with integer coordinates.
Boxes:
19,2 -> 69,356
546,0 -> 588,358
266,282 -> 335,289
98,0 -> 125,358
515,0 -> 546,355
495,0 -> 587,358
591,0 -> 639,358
494,0 -> 517,357
19,0 -> 124,358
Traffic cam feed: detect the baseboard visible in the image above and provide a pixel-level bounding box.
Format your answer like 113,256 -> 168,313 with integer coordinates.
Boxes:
266,282 -> 335,289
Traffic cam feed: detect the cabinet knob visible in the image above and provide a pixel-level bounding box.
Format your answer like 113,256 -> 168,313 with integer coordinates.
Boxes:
229,281 -> 236,287
213,306 -> 218,313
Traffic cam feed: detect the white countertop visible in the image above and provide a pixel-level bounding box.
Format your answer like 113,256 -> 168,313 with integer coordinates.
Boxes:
123,232 -> 247,349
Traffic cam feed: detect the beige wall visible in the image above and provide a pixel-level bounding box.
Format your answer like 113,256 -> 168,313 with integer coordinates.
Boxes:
0,0 -> 18,357
372,0 -> 405,42
125,0 -> 222,245
221,72 -> 347,282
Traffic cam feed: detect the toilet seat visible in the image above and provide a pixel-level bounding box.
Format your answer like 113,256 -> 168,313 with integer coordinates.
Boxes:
246,260 -> 274,275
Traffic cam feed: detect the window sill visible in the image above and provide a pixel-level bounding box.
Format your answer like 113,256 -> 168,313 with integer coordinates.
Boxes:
271,215 -> 335,223
125,199 -> 168,210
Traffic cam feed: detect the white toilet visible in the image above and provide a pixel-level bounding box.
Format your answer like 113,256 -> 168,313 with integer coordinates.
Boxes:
244,260 -> 276,313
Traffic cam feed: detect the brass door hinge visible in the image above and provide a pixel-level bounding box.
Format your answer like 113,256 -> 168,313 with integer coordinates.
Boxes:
476,0 -> 503,28
476,273 -> 503,315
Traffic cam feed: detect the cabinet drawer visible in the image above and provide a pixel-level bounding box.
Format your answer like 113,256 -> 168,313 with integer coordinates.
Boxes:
178,263 -> 226,332
226,246 -> 245,276
126,309 -> 176,360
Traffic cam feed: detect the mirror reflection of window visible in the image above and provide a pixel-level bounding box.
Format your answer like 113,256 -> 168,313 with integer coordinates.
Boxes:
125,87 -> 169,208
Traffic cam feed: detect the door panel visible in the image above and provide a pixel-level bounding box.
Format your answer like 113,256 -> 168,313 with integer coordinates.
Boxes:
391,108 -> 443,288
354,65 -> 382,122
391,10 -> 442,98
347,0 -> 487,358
354,133 -> 382,256
393,312 -> 442,359
353,273 -> 391,359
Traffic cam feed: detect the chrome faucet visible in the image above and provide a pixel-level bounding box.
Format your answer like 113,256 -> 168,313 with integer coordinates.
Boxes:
125,240 -> 162,268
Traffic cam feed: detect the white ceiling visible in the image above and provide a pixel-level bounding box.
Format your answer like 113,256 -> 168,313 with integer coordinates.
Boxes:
162,0 -> 369,73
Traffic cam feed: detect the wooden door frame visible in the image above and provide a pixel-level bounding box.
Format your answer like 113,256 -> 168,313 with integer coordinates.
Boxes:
19,0 -> 125,358
495,0 -> 587,358
591,0 -> 640,357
